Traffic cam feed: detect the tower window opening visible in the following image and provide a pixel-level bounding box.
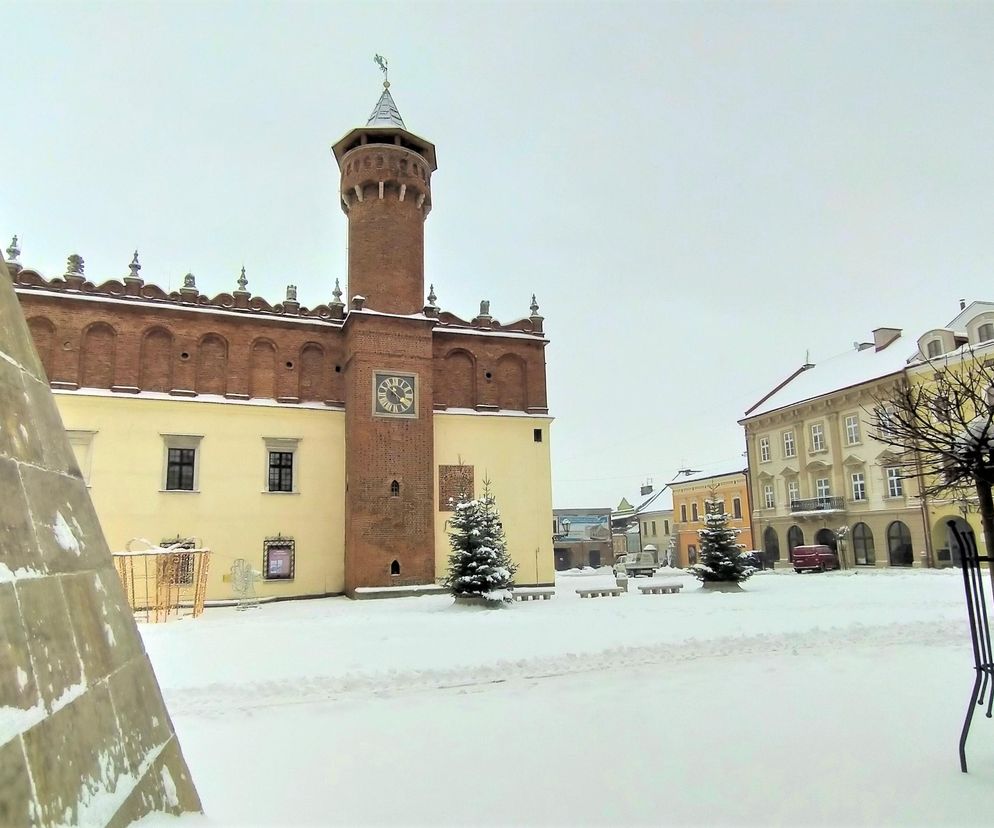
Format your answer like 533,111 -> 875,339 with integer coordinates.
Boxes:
390,560 -> 401,576
534,429 -> 543,443
390,480 -> 400,497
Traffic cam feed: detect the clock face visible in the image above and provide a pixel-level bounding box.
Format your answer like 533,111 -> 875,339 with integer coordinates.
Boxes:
373,372 -> 417,417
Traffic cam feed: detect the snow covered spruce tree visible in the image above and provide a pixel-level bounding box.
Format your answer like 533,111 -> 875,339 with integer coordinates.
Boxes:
445,479 -> 518,604
690,493 -> 757,585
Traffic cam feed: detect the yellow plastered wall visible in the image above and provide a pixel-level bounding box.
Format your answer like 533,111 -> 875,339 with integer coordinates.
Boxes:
55,392 -> 346,600
433,413 -> 555,585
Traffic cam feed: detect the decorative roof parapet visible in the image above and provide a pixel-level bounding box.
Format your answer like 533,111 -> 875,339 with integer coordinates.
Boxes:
233,265 -> 250,309
329,278 -> 345,320
5,235 -> 21,274
123,250 -> 144,296
284,283 -> 300,315
64,254 -> 85,290
529,294 -> 544,334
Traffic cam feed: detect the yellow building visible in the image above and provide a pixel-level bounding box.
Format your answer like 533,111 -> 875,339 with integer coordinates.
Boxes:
669,470 -> 751,568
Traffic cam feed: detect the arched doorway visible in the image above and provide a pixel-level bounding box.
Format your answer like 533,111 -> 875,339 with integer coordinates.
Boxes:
814,528 -> 837,552
763,527 -> 781,568
852,522 -> 875,566
887,521 -> 914,567
933,516 -> 972,567
787,525 -> 804,562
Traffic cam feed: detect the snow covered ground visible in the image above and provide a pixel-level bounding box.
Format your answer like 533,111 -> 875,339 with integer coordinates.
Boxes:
139,568 -> 994,826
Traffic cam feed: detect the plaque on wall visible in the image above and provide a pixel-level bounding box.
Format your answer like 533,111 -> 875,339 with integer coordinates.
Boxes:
439,465 -> 474,511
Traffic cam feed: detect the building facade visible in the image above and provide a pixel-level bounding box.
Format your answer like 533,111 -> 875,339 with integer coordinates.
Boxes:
669,470 -> 751,568
552,508 -> 613,570
741,327 -> 927,569
6,82 -> 555,598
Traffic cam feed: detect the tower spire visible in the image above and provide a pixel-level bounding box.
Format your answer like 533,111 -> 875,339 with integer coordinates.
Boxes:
367,54 -> 405,128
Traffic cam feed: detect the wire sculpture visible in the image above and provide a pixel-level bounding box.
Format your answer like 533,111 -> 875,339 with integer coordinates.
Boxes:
113,538 -> 211,623
229,558 -> 261,611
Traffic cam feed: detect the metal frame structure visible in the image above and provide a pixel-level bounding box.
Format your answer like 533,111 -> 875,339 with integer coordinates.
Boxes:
948,520 -> 994,772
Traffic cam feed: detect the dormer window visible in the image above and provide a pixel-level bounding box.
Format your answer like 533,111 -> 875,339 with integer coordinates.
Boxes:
926,339 -> 943,359
979,323 -> 994,343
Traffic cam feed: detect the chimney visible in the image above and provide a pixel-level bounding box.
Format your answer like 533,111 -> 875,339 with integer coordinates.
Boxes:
960,298 -> 967,310
872,327 -> 902,351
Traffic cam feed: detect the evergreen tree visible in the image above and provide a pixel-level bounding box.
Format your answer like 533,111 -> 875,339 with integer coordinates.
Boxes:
690,497 -> 756,584
446,479 -> 517,602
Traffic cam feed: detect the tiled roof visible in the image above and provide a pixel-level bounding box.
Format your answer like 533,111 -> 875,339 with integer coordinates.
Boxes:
366,86 -> 406,128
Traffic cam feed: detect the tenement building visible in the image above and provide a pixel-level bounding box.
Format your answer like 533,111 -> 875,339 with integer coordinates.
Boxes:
6,81 -> 555,598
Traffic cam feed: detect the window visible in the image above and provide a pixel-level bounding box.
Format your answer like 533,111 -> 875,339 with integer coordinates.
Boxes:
687,545 -> 698,565
887,521 -> 913,566
815,478 -> 831,499
845,414 -> 860,445
979,323 -> 994,343
787,525 -> 804,560
66,429 -> 96,486
934,394 -> 951,420
926,339 -> 943,358
810,423 -> 825,452
268,452 -> 294,492
887,467 -> 904,498
763,527 -> 780,562
680,504 -> 687,522
783,431 -> 796,458
391,479 -> 401,497
643,521 -> 649,536
162,434 -> 202,492
390,559 -> 401,575
651,520 -> 657,535
733,497 -> 742,519
763,484 -> 774,509
264,536 -> 295,580
263,438 -> 300,493
759,436 -> 770,462
787,479 -> 799,505
533,428 -> 543,443
691,503 -> 699,522
851,472 -> 866,501
852,522 -> 875,566
664,520 -> 669,534
985,387 -> 994,409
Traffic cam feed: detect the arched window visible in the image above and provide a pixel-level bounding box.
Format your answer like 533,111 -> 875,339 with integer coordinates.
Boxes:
979,323 -> 994,343
852,522 -> 875,566
763,527 -> 780,563
787,525 -> 804,562
926,339 -> 943,358
390,480 -> 400,497
390,559 -> 401,576
887,521 -> 914,566
814,528 -> 837,552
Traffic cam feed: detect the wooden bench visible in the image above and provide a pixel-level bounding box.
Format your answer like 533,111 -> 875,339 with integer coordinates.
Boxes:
512,589 -> 555,602
637,582 -> 683,595
576,587 -> 626,598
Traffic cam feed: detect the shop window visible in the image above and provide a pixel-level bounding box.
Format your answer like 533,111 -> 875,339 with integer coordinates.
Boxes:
264,536 -> 295,580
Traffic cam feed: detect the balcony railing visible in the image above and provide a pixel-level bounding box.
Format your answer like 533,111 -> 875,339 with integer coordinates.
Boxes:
789,496 -> 845,513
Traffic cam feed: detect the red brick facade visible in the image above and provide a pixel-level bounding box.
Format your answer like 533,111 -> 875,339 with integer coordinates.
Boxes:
8,91 -> 549,594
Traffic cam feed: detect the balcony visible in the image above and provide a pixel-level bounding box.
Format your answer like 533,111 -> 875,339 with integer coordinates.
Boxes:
789,496 -> 845,514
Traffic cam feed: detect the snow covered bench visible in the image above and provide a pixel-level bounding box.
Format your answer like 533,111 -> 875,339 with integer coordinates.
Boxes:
637,582 -> 683,596
512,589 -> 555,602
576,587 -> 625,598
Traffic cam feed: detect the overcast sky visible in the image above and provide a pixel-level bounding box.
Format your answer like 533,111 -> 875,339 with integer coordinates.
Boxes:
4,1 -> 993,509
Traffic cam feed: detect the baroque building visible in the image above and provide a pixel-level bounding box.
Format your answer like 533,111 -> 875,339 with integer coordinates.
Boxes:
669,469 -> 751,568
5,80 -> 555,598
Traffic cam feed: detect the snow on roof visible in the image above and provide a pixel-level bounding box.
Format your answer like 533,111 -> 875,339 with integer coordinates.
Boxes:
743,336 -> 919,420
944,301 -> 994,333
668,467 -> 747,487
636,487 -> 673,514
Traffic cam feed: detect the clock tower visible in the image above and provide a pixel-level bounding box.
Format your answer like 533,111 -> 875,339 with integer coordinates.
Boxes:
333,78 -> 438,592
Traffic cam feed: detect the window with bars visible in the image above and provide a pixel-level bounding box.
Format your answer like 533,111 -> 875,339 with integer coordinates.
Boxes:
759,437 -> 770,462
887,467 -> 904,498
783,431 -> 796,458
166,448 -> 196,491
268,451 -> 294,492
845,414 -> 860,445
851,472 -> 866,501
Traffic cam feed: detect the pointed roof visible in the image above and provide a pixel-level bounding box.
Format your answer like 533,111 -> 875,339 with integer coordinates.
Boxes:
366,83 -> 406,128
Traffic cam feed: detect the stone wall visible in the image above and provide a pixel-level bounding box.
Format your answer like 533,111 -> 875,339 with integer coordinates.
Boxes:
0,255 -> 201,826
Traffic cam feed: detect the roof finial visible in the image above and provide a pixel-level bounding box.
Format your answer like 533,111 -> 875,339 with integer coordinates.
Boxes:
332,277 -> 343,303
129,250 -> 141,277
236,265 -> 248,292
374,53 -> 389,88
530,294 -> 540,317
6,235 -> 20,263
427,284 -> 437,307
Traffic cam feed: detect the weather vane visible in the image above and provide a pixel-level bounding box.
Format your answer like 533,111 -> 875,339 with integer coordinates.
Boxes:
374,54 -> 389,87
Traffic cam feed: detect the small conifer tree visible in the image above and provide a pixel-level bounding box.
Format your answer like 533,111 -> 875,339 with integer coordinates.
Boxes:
446,479 -> 517,602
690,492 -> 756,584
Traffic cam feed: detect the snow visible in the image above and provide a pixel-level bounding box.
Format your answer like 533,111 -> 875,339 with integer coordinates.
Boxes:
745,334 -> 923,419
139,567 -> 994,826
52,510 -> 82,556
0,561 -> 45,583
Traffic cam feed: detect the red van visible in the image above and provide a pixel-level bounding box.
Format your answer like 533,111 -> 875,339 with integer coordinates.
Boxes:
792,545 -> 839,573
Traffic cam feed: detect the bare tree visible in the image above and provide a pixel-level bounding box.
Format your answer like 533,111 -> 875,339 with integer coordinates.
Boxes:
868,353 -> 994,553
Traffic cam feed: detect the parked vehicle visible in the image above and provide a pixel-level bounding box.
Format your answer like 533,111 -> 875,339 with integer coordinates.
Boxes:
792,545 -> 840,573
613,549 -> 660,578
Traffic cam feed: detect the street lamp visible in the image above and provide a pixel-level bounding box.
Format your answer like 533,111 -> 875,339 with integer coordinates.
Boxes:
562,517 -> 571,536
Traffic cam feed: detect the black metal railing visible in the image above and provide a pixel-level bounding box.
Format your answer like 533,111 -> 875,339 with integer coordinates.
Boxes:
789,496 -> 845,512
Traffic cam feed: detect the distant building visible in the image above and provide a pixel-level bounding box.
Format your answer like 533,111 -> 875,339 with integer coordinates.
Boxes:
553,508 -> 613,570
635,487 -> 675,566
669,469 -> 752,568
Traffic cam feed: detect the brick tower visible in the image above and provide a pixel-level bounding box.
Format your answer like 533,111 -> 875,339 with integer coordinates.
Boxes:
333,80 -> 439,593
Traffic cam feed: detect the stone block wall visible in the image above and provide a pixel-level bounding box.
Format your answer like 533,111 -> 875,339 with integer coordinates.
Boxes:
0,255 -> 201,826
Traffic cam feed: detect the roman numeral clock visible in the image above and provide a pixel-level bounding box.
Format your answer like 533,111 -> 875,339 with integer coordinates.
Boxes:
372,371 -> 418,418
